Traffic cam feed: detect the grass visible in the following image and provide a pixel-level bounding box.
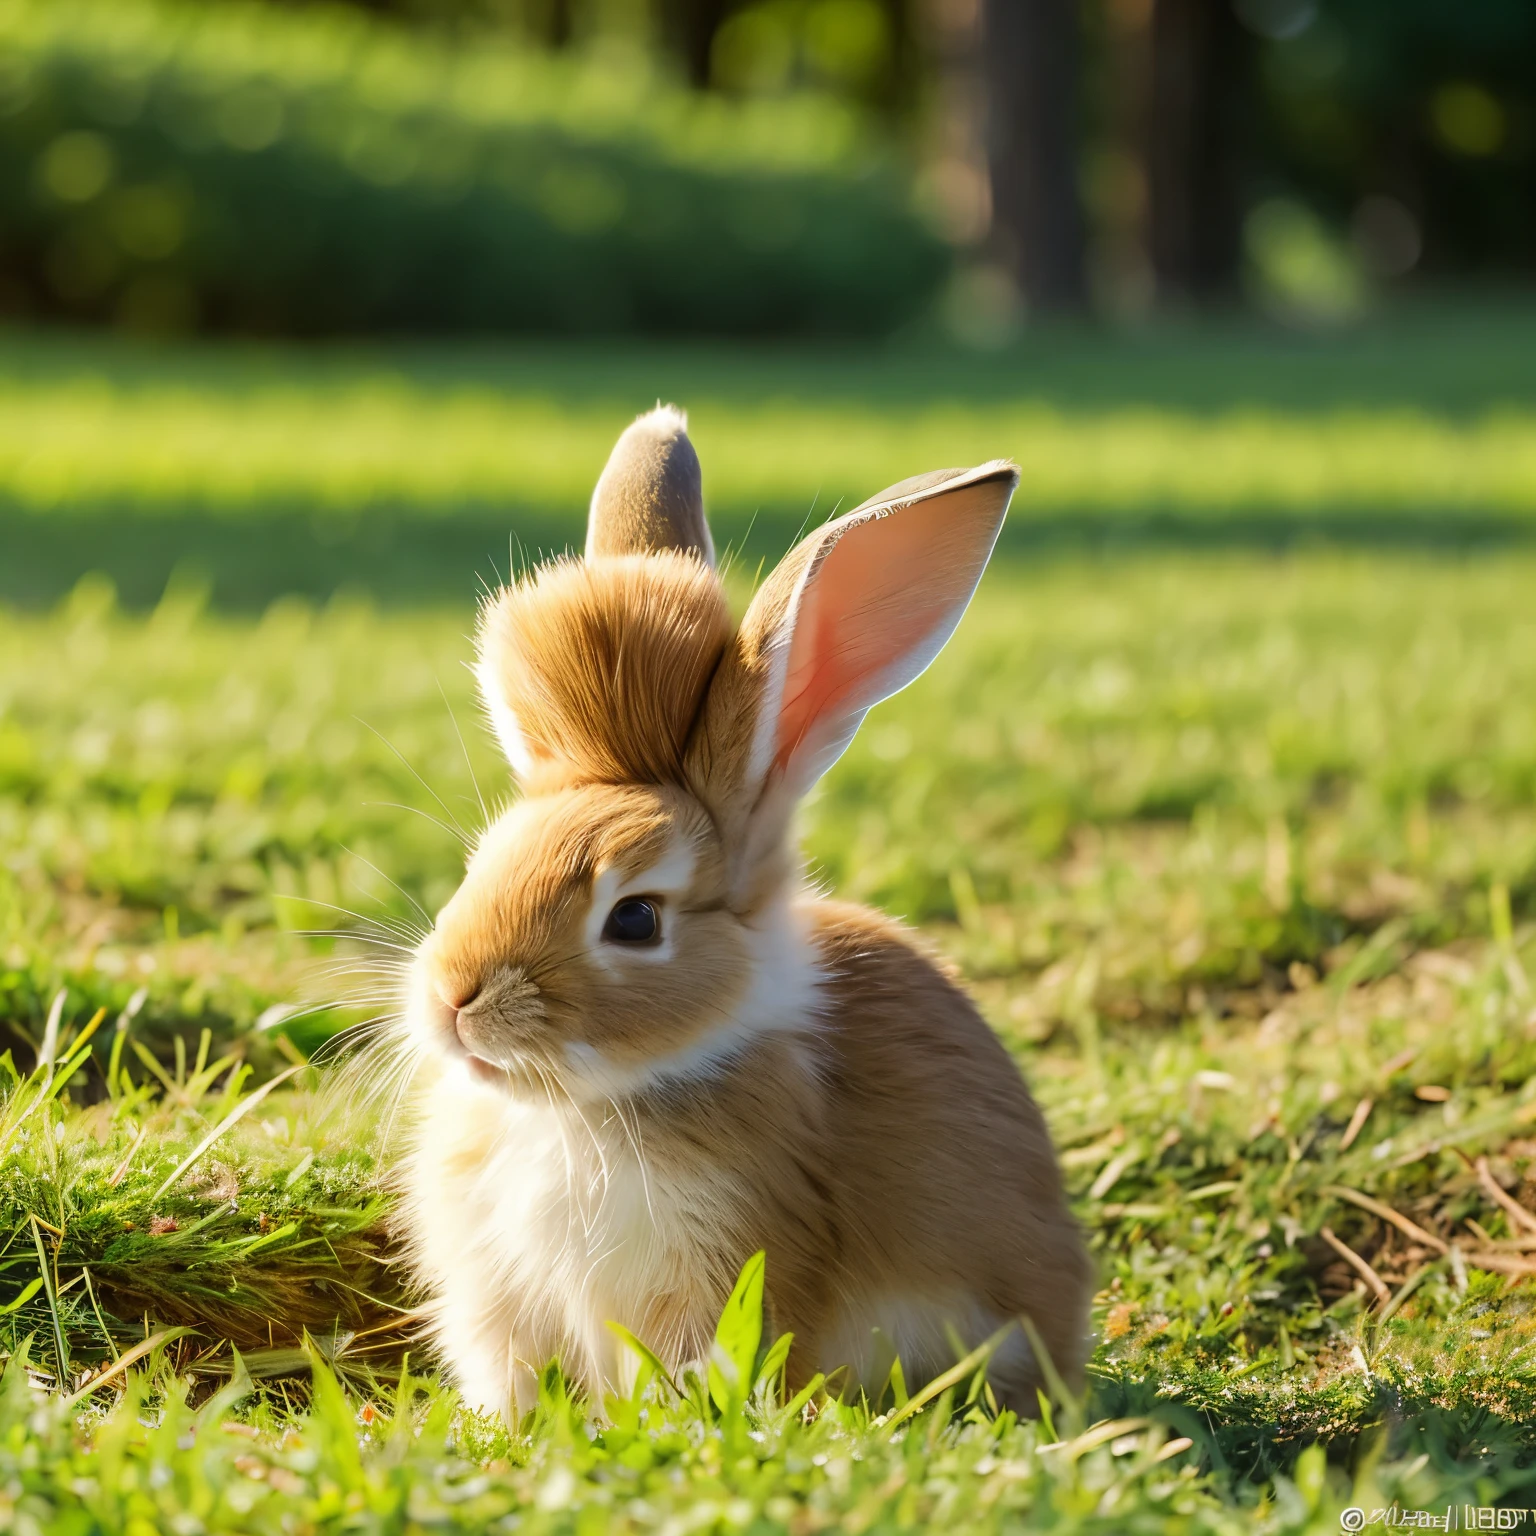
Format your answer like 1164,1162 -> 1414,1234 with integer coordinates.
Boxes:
3,318 -> 1536,1527
5,303 -> 1536,606
2,552 -> 1536,1524
0,1333 -> 1364,1534
6,553 -> 1533,1049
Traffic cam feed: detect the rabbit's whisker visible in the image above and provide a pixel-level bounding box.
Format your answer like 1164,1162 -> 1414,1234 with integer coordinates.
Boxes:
335,843 -> 435,931
353,716 -> 473,843
437,675 -> 490,833
274,893 -> 427,941
360,800 -> 473,849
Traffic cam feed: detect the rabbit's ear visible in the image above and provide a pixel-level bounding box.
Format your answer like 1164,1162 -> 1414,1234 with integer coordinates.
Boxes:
688,460 -> 1015,892
586,405 -> 715,566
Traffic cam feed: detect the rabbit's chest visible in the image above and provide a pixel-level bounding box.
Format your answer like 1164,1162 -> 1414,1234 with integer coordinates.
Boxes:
484,1103 -> 675,1278
414,1080 -> 734,1365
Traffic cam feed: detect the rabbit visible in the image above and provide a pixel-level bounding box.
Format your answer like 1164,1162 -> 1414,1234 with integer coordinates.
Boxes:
397,404 -> 1092,1422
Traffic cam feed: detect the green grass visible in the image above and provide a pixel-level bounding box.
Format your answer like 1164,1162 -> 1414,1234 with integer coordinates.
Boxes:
3,545 -> 1536,1526
6,553 -> 1533,1044
5,305 -> 1536,606
4,317 -> 1536,1527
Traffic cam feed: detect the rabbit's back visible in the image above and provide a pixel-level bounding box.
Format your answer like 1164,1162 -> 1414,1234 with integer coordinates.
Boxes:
803,900 -> 1093,1397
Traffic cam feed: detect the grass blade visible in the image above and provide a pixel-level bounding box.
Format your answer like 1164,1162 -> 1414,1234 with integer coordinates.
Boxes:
607,1320 -> 680,1397
28,1215 -> 67,1385
151,1064 -> 304,1202
63,1328 -> 191,1407
883,1321 -> 1015,1431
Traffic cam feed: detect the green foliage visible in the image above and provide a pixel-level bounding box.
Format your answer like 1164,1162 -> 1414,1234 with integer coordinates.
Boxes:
6,552 -> 1535,1052
707,1248 -> 765,1415
1257,0 -> 1536,275
0,0 -> 947,338
0,1329 -> 1380,1535
0,1239 -> 1530,1530
0,1013 -> 403,1379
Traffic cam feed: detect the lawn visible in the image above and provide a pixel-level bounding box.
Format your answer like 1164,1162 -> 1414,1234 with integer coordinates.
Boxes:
1,319 -> 1535,1530
5,303 -> 1536,608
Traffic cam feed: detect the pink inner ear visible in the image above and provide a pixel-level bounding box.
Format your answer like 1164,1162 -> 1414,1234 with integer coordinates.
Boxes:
773,481 -> 1003,773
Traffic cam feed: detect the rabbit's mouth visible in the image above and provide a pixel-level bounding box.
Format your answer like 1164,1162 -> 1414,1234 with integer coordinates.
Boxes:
427,964 -> 551,1088
450,1022 -> 552,1096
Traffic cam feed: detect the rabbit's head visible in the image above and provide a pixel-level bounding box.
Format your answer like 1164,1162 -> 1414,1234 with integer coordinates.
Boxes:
407,405 -> 1016,1102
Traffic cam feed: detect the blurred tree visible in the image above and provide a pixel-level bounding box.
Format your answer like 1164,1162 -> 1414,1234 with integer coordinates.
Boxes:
533,0 -> 573,47
0,0 -> 949,340
1142,0 -> 1248,301
704,0 -> 918,115
244,0 -> 923,110
659,0 -> 732,86
982,0 -> 1088,311
234,0 -> 568,37
33,0 -> 1536,335
1250,0 -> 1536,278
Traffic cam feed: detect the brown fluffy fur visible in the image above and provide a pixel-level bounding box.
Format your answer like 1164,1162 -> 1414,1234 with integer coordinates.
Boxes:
477,553 -> 730,793
397,418 -> 1092,1421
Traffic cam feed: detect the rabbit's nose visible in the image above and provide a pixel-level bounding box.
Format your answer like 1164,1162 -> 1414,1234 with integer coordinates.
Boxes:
439,980 -> 482,1014
426,980 -> 481,1047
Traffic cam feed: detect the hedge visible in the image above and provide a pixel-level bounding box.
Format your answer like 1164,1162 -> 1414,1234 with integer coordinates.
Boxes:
0,0 -> 949,336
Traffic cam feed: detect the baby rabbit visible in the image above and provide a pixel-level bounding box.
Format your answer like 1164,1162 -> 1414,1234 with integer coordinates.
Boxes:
399,406 -> 1090,1420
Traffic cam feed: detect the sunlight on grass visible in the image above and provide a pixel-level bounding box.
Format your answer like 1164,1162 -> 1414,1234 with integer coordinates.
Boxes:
2,378 -> 1534,523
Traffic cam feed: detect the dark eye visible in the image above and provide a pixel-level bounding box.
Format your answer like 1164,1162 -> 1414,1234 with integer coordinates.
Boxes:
603,898 -> 660,944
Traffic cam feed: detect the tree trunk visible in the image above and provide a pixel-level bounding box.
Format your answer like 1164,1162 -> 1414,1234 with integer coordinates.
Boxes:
1144,0 -> 1245,302
659,0 -> 733,89
528,0 -> 573,50
981,0 -> 1088,313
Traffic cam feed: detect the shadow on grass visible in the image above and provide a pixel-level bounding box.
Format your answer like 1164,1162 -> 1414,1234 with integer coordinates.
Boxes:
8,302 -> 1536,415
1097,1363 -> 1536,1491
5,500 -> 1534,611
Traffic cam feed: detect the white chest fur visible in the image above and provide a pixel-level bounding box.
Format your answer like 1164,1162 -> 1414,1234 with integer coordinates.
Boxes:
404,1064 -> 732,1415
400,898 -> 827,1417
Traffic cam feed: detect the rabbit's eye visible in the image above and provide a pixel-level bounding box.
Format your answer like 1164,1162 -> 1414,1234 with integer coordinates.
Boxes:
603,898 -> 660,945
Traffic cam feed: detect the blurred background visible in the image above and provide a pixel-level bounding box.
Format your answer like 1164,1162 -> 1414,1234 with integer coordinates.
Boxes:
0,0 -> 1533,606
4,0 -> 1536,339
3,0 -> 1536,1021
